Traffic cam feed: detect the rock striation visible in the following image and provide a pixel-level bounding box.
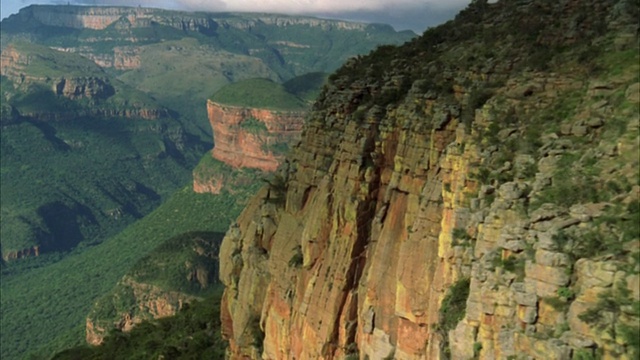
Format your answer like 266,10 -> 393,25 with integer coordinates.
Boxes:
192,101 -> 306,194
208,100 -> 306,172
22,5 -> 374,32
0,43 -> 169,121
219,0 -> 639,359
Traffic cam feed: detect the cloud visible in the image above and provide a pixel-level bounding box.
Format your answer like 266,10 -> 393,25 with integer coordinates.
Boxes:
177,0 -> 470,14
3,0 -> 471,32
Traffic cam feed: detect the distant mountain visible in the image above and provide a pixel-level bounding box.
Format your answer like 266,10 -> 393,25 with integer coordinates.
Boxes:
0,5 -> 413,360
0,5 -> 413,262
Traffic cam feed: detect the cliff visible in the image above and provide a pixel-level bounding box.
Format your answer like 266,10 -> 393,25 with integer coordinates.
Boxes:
0,43 -> 169,121
21,5 -> 376,32
192,100 -> 305,194
207,101 -> 306,172
86,232 -> 222,345
219,0 -> 639,359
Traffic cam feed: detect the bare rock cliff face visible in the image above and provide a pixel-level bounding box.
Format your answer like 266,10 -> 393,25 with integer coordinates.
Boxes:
52,77 -> 114,100
0,45 -> 168,121
24,5 -> 371,32
85,276 -> 199,345
208,100 -> 305,172
194,101 -> 305,194
86,232 -> 221,345
219,1 -> 639,359
2,246 -> 41,262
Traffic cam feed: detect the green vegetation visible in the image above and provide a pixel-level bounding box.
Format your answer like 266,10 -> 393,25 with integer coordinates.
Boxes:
283,72 -> 329,103
0,115 -> 204,256
268,141 -> 290,156
210,78 -> 307,110
240,117 -> 269,134
192,152 -> 266,192
551,200 -> 639,262
1,185 -> 258,360
579,281 -> 640,358
436,278 -> 471,358
452,228 -> 474,247
88,230 -> 223,340
8,41 -> 105,78
473,342 -> 483,359
288,246 -> 303,268
52,289 -> 227,360
492,255 -> 526,281
129,231 -> 222,295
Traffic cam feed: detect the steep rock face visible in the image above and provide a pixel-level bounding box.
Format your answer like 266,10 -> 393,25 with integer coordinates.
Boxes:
8,106 -> 169,122
2,246 -> 41,261
193,172 -> 225,194
51,46 -> 142,70
208,100 -> 305,172
24,5 -> 373,32
52,77 -> 114,100
86,232 -> 221,345
219,1 -> 639,359
85,276 -> 200,345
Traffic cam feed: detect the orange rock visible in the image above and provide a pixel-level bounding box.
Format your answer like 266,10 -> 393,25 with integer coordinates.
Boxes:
208,101 -> 305,172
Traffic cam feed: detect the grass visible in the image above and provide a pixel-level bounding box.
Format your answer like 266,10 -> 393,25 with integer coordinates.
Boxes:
240,116 -> 269,134
88,231 -> 225,338
210,78 -> 307,110
6,41 -> 105,78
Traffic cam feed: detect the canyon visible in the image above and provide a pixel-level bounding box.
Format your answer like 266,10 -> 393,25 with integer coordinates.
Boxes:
0,6 -> 414,359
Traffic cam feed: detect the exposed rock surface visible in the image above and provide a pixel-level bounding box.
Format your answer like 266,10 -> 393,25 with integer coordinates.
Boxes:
208,100 -> 305,172
86,232 -> 222,345
219,0 -> 639,359
0,43 -> 169,120
23,5 -> 375,32
85,276 -> 200,345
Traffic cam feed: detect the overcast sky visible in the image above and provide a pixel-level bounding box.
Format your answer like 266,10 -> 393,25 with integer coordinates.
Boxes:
1,0 -> 471,33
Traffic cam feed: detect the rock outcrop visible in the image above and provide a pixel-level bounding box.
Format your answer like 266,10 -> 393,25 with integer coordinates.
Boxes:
86,232 -> 221,345
2,246 -> 41,262
22,5 -> 374,32
0,43 -> 169,121
86,276 -> 200,345
219,1 -> 639,359
208,100 -> 306,172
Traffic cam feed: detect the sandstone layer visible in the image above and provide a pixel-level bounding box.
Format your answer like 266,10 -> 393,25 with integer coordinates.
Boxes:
208,100 -> 305,172
0,44 -> 168,121
85,276 -> 200,345
86,232 -> 221,345
219,1 -> 639,359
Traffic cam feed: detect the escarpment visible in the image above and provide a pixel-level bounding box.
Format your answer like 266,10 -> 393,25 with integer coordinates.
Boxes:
193,99 -> 306,194
208,101 -> 305,172
22,5 -> 374,32
0,43 -> 169,121
86,232 -> 222,345
219,0 -> 639,359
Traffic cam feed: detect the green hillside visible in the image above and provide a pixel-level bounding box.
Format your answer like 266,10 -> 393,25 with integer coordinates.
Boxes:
0,113 -> 205,257
52,290 -> 227,360
0,5 -> 415,359
1,179 -> 261,359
